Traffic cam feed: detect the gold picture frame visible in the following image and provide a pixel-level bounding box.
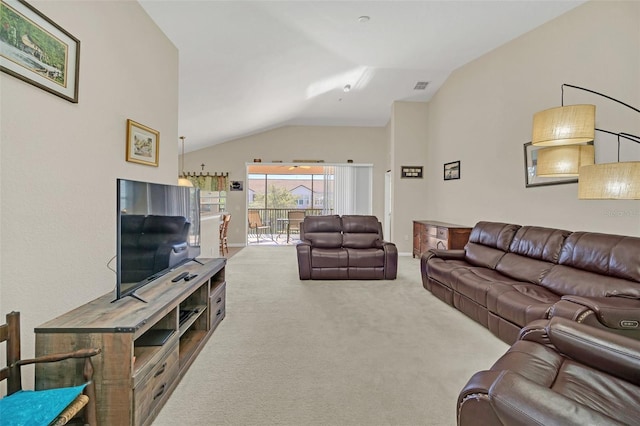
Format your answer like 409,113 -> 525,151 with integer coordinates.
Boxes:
126,119 -> 159,167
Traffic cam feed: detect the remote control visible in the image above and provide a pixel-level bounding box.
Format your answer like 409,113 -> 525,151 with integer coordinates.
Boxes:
184,274 -> 198,281
171,272 -> 189,282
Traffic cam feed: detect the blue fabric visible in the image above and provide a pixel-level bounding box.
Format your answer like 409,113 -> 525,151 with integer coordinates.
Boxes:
0,384 -> 87,426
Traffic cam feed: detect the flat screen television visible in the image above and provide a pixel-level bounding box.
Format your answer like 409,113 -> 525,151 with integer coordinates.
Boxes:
116,179 -> 201,301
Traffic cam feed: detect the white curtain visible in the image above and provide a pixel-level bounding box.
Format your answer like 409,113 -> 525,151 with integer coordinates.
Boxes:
329,164 -> 372,216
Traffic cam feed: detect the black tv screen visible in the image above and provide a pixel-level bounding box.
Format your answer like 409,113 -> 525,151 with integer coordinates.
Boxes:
116,179 -> 201,301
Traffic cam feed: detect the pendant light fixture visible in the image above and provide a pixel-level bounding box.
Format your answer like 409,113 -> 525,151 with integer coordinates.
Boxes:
178,136 -> 193,187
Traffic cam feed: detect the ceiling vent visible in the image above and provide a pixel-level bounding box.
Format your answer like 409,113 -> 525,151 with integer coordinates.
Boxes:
414,81 -> 429,90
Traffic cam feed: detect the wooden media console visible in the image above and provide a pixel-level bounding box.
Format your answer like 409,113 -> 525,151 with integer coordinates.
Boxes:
34,258 -> 226,426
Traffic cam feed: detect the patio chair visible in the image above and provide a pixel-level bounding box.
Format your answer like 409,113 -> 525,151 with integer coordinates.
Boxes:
248,210 -> 270,243
219,214 -> 231,256
287,210 -> 305,243
0,311 -> 101,425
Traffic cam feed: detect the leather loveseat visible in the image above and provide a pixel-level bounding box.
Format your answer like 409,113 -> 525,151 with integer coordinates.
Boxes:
458,317 -> 640,425
422,221 -> 640,344
120,214 -> 191,283
296,215 -> 398,280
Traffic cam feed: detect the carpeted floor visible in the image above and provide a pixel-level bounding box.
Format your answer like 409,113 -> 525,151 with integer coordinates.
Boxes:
152,246 -> 509,426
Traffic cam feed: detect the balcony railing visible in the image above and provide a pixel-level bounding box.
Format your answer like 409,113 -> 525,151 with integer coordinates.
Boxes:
247,208 -> 332,243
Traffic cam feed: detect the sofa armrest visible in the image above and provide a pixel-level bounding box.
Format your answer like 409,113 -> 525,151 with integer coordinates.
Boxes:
486,370 -> 625,426
427,249 -> 466,260
546,317 -> 640,386
382,242 -> 398,279
296,242 -> 311,280
560,295 -> 640,330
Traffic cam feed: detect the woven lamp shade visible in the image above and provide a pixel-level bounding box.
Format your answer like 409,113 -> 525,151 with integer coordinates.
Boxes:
536,145 -> 595,177
578,162 -> 640,199
532,104 -> 595,146
178,177 -> 193,187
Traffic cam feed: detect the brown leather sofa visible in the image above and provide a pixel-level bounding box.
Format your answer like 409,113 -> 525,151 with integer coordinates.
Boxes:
422,221 -> 640,344
296,215 -> 398,280
458,317 -> 640,425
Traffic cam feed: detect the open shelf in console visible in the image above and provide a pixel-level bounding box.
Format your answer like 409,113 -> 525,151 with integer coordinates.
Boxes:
178,280 -> 209,367
133,308 -> 178,379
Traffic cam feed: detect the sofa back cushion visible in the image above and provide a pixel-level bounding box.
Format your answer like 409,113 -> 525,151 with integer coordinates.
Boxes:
495,226 -> 571,284
301,215 -> 343,248
342,215 -> 381,249
559,232 -> 640,283
121,215 -> 146,249
541,232 -> 640,298
465,222 -> 520,269
509,226 -> 570,263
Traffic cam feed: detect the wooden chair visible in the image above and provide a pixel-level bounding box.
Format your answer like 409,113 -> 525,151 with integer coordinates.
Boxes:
248,210 -> 270,243
286,210 -> 305,243
0,311 -> 101,426
219,214 -> 231,256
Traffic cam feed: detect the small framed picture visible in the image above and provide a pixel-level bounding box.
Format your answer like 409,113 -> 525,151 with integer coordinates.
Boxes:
444,161 -> 460,180
126,119 -> 159,167
230,180 -> 243,191
401,166 -> 423,178
523,142 -> 578,187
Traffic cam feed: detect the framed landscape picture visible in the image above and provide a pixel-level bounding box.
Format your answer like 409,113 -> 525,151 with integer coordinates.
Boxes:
523,142 -> 578,188
444,161 -> 460,180
126,119 -> 159,167
0,0 -> 80,103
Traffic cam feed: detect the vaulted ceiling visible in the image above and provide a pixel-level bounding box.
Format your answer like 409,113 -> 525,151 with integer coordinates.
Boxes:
139,1 -> 585,153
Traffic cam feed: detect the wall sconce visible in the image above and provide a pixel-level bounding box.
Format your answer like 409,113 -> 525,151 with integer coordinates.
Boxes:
531,84 -> 640,199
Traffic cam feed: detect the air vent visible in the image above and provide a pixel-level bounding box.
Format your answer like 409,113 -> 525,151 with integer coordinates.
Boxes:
414,81 -> 429,90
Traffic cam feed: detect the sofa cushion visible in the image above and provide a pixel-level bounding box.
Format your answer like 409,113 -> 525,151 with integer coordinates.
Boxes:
542,265 -> 640,298
496,254 -> 555,284
342,215 -> 381,248
310,248 -> 348,268
345,248 -> 384,267
508,226 -> 570,263
468,222 -> 520,252
487,284 -> 559,326
464,222 -> 520,269
559,232 -> 640,283
301,215 -> 343,248
450,268 -> 518,307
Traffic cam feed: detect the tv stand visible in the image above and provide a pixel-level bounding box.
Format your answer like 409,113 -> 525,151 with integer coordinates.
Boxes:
34,258 -> 226,426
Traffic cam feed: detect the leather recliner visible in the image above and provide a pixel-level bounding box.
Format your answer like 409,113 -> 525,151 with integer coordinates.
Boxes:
296,215 -> 398,280
458,317 -> 640,425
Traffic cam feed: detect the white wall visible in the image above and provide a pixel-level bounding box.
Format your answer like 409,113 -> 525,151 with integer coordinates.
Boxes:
182,125 -> 388,245
390,101 -> 429,253
424,0 -> 640,235
0,0 -> 178,377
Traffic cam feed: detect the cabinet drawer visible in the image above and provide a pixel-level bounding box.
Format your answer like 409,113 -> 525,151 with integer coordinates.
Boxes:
425,225 -> 437,237
210,282 -> 226,330
436,227 -> 449,240
133,343 -> 179,425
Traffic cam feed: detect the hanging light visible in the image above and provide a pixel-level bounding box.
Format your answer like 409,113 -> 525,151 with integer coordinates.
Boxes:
178,136 -> 193,187
578,162 -> 640,199
532,104 -> 595,146
531,84 -> 640,199
536,144 -> 594,177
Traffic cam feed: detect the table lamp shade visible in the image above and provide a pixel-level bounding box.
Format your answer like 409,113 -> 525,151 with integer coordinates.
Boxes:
536,145 -> 595,177
578,162 -> 640,199
532,104 -> 595,146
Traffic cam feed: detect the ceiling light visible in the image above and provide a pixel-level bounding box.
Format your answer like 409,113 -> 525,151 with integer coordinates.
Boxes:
343,84 -> 351,92
358,16 -> 370,23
